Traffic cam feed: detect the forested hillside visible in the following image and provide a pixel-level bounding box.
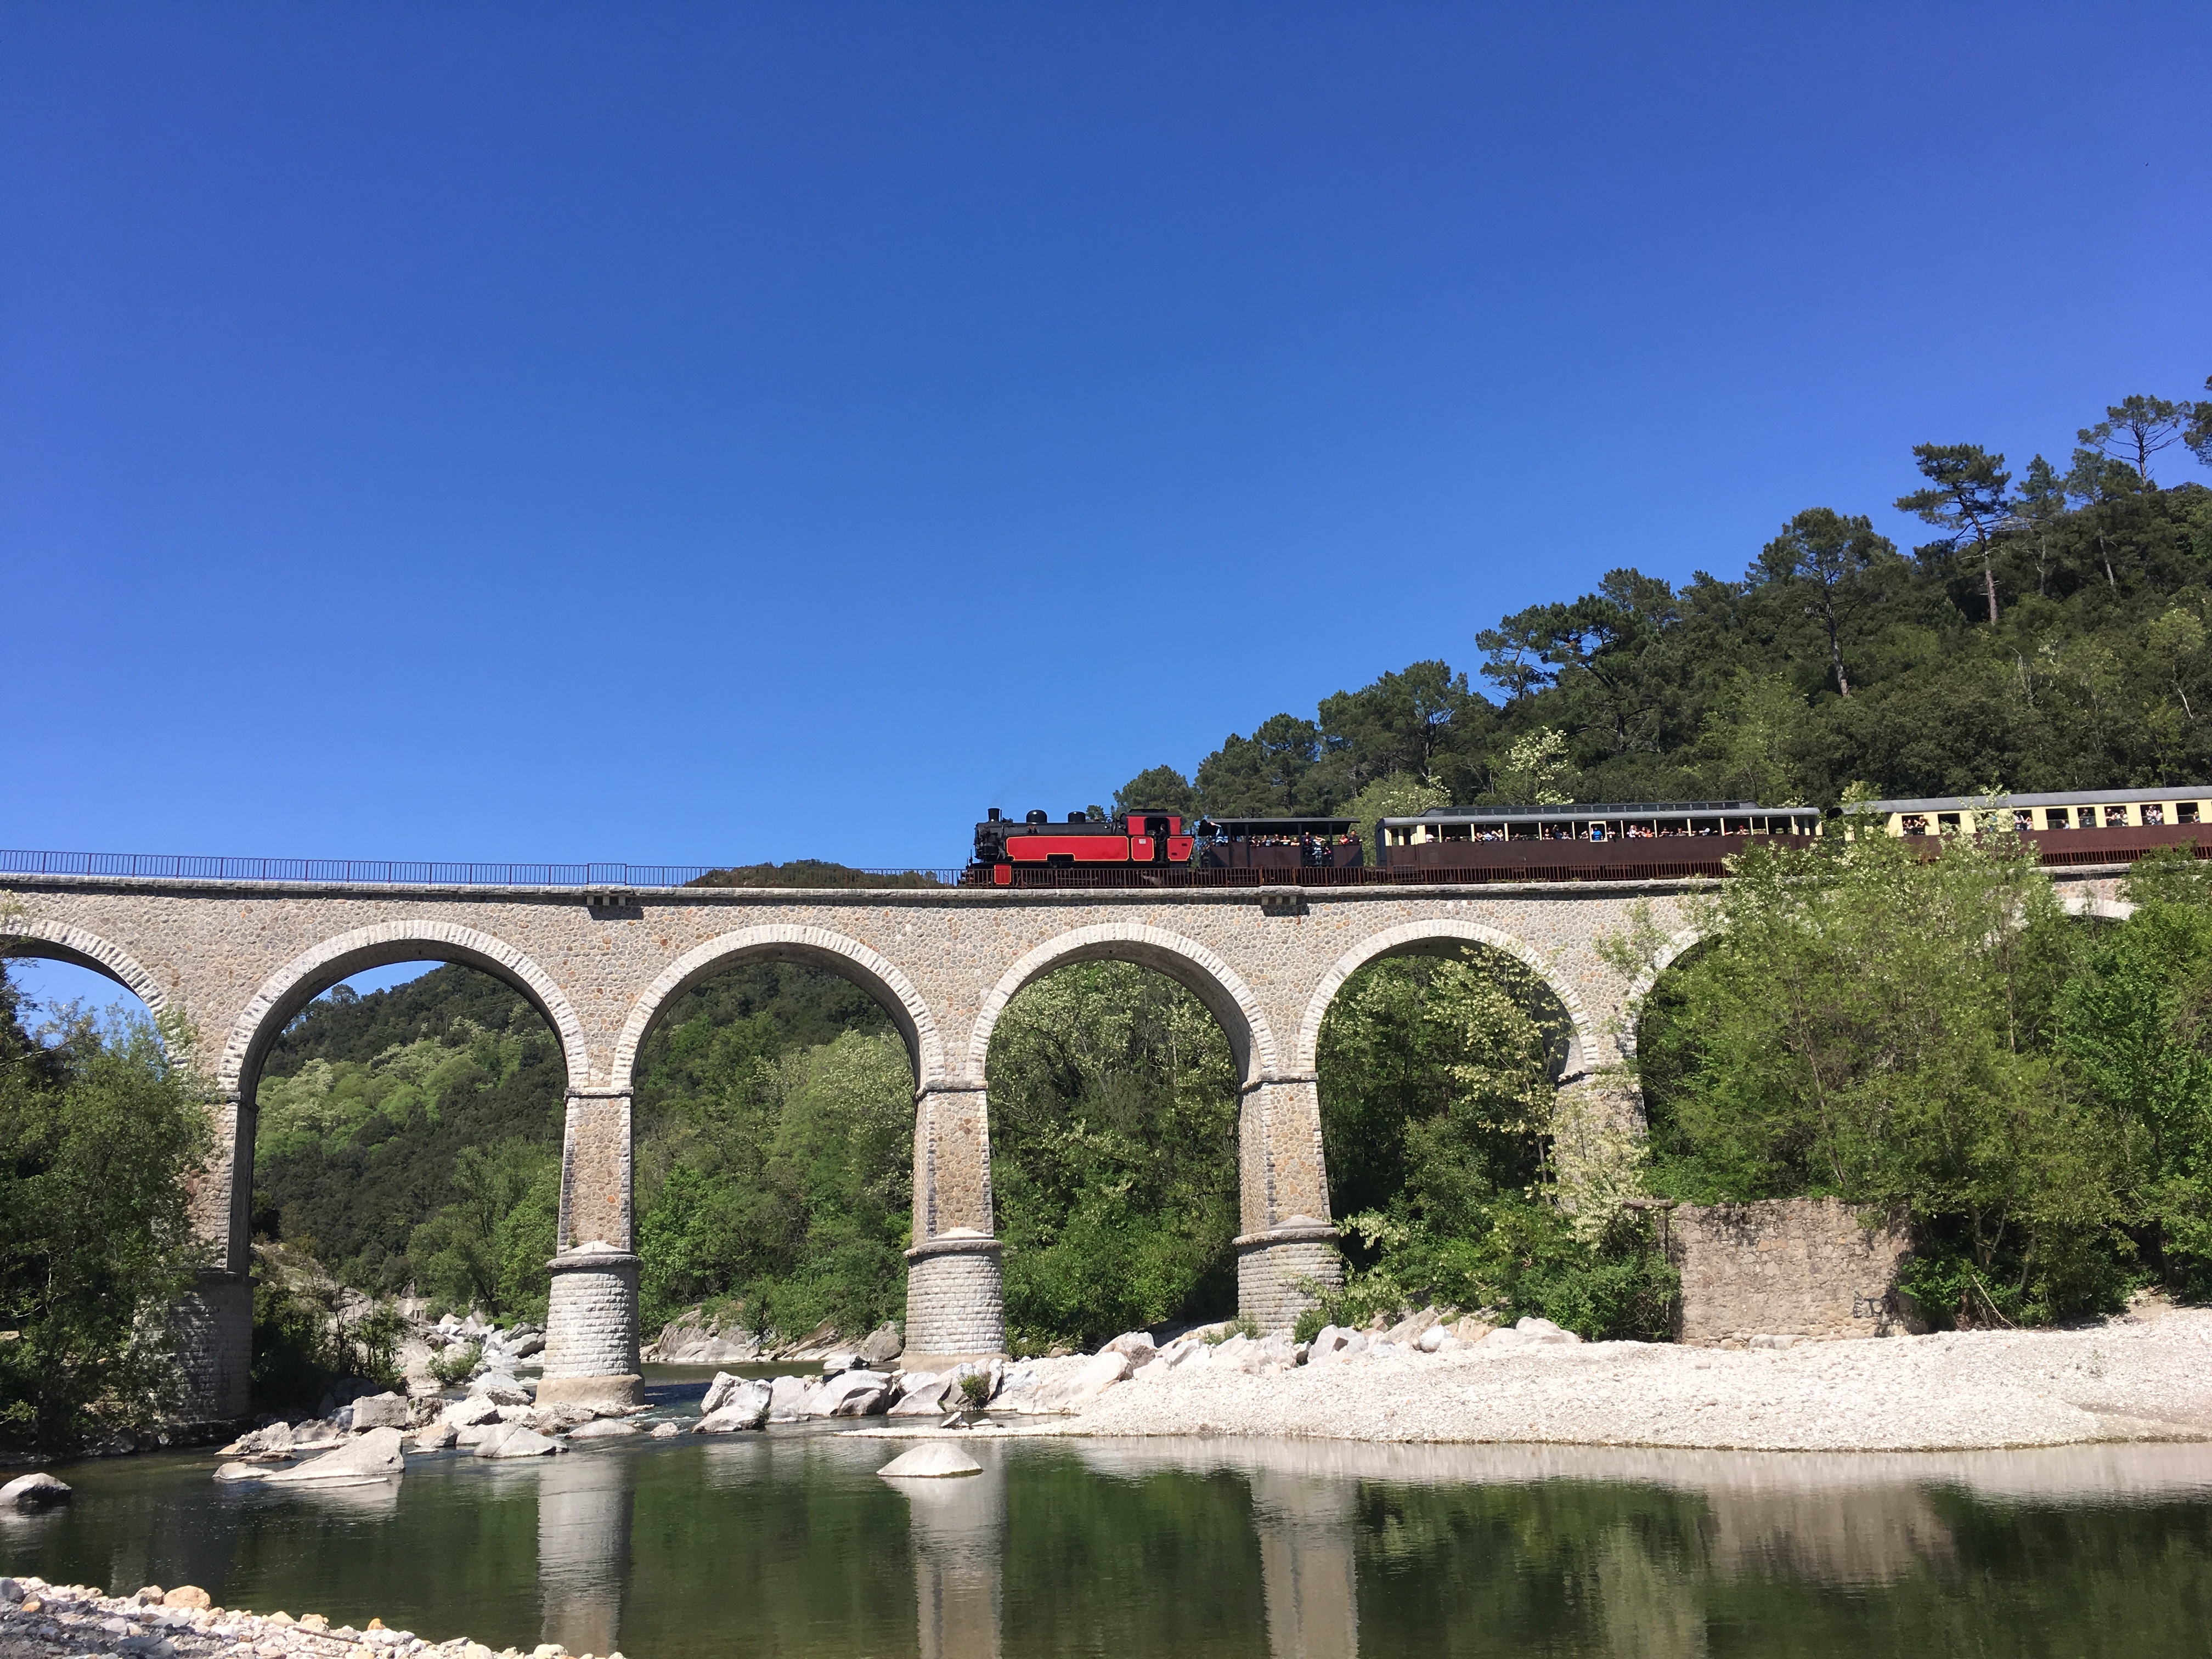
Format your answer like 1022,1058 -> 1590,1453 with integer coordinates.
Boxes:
1113,385 -> 2212,823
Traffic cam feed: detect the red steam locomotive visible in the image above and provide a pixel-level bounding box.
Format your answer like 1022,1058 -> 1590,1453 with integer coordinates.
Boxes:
969,808 -> 1362,883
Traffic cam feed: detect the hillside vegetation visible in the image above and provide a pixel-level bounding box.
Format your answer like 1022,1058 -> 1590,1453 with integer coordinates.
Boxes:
1113,384 -> 2212,823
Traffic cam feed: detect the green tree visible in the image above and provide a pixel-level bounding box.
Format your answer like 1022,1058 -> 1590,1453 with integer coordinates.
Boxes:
1194,713 -> 1327,816
406,1138 -> 558,1318
1314,951 -> 1673,1338
988,963 -> 1241,1350
1897,443 -> 2013,625
2078,393 -> 2192,486
1755,507 -> 1897,697
1111,765 -> 1199,820
2055,851 -> 2212,1291
0,969 -> 211,1450
1638,832 -> 2116,1324
2186,375 -> 2212,469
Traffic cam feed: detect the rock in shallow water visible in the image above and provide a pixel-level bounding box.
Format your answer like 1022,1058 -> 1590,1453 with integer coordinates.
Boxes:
475,1423 -> 562,1459
696,1376 -> 771,1429
877,1443 -> 982,1479
1,1472 -> 71,1509
566,1418 -> 639,1440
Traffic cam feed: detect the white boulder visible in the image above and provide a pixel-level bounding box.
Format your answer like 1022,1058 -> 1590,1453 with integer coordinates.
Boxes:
475,1424 -> 562,1458
1,1472 -> 71,1509
694,1380 -> 772,1432
349,1392 -> 411,1431
820,1370 -> 893,1417
442,1396 -> 504,1429
1031,1351 -> 1131,1412
888,1373 -> 955,1416
264,1427 -> 406,1486
1101,1331 -> 1158,1368
566,1418 -> 639,1440
768,1374 -> 815,1420
877,1443 -> 982,1480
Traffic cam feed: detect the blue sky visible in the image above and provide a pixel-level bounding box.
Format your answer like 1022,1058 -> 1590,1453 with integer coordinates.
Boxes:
7,1 -> 2210,906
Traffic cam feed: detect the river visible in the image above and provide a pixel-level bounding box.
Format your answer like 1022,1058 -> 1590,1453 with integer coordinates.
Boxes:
6,1370 -> 2211,1657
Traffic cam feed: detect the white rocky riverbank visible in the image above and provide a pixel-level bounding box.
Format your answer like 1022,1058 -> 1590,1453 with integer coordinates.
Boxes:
982,1301 -> 2212,1452
0,1577 -> 611,1659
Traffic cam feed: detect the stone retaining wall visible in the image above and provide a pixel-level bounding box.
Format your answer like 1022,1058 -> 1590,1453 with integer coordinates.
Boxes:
1664,1197 -> 1916,1345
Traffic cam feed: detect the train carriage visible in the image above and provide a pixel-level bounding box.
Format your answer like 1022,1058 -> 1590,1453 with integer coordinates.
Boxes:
1374,801 -> 1819,874
1850,786 -> 2212,862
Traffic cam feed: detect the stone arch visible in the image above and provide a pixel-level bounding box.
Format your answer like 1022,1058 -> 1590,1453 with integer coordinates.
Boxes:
1295,918 -> 1597,1082
0,918 -> 173,1022
966,922 -> 1280,1085
1617,923 -> 1710,1059
610,924 -> 946,1096
219,921 -> 590,1098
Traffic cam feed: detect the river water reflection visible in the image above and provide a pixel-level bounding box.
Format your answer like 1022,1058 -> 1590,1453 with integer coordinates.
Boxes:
8,1429 -> 2212,1657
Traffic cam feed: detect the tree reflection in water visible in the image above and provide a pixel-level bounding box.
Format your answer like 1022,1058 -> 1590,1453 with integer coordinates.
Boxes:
8,1433 -> 2212,1657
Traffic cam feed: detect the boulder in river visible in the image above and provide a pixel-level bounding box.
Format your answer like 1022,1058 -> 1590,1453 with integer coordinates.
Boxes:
261,1427 -> 407,1486
857,1322 -> 903,1365
889,1373 -> 955,1416
877,1443 -> 981,1480
821,1370 -> 892,1417
566,1418 -> 639,1440
694,1380 -> 771,1432
1,1472 -> 71,1509
697,1370 -> 754,1415
349,1392 -> 411,1430
475,1423 -> 562,1459
768,1374 -> 814,1420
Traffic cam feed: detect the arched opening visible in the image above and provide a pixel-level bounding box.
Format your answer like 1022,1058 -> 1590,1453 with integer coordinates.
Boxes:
1314,938 -> 1572,1268
249,958 -> 573,1311
1306,926 -> 1674,1339
0,926 -> 166,1041
612,929 -> 942,1363
226,925 -> 589,1408
981,953 -> 1250,1353
624,950 -> 919,1359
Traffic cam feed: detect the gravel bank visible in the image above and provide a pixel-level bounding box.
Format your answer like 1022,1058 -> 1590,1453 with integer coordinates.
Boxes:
1060,1307 -> 2212,1451
0,1579 -> 608,1659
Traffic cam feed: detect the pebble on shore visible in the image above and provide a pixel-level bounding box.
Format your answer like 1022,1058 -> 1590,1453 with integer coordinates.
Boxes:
0,1576 -> 624,1659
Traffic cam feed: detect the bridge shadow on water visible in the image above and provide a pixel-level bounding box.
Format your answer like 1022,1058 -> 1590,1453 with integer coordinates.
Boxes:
8,1434 -> 2212,1658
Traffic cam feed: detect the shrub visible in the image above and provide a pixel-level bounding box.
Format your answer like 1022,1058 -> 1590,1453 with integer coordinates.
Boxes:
0,981 -> 211,1451
428,1339 -> 482,1387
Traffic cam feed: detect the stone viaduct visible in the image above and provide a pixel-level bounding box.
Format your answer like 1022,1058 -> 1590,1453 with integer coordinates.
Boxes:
2,863 -> 2127,1425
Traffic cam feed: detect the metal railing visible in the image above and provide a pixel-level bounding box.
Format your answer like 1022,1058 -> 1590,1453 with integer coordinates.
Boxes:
0,849 -> 962,889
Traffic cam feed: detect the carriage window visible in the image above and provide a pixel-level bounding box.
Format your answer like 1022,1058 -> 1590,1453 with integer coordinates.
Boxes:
2144,803 -> 2166,826
2182,803 -> 2202,825
2106,805 -> 2129,827
2015,809 -> 2034,831
1901,814 -> 1928,836
2077,807 -> 2097,828
1937,812 -> 1961,833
